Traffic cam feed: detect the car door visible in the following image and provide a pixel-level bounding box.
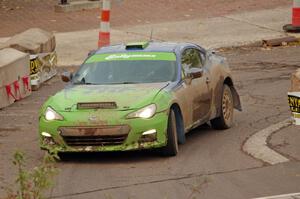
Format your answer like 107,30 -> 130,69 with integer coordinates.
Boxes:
181,47 -> 212,124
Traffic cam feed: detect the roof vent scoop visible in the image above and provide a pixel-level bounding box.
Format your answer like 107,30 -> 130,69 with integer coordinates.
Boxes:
77,102 -> 117,109
125,41 -> 149,50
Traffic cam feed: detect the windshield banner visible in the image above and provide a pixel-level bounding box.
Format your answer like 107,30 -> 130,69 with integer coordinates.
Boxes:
86,52 -> 176,63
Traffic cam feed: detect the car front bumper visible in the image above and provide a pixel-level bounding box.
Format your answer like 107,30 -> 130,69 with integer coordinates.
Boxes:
39,110 -> 169,153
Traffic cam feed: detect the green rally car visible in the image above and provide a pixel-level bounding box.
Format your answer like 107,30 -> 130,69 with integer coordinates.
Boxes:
39,41 -> 241,156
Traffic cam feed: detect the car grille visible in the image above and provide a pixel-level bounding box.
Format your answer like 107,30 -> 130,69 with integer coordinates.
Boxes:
59,125 -> 130,146
77,102 -> 117,109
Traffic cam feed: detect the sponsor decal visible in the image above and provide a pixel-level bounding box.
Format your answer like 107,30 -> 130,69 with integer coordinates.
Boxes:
30,57 -> 41,75
105,54 -> 156,60
30,52 -> 57,75
86,52 -> 176,63
288,94 -> 300,113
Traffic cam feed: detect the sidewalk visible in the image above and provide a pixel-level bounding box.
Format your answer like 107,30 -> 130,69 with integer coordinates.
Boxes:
0,6 -> 295,66
255,193 -> 300,199
49,7 -> 293,66
0,0 -> 289,37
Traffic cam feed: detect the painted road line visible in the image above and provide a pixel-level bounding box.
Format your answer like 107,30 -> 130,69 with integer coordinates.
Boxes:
243,118 -> 293,165
253,192 -> 300,199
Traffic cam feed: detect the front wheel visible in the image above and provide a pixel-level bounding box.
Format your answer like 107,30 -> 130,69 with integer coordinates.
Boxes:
211,84 -> 234,130
161,109 -> 179,156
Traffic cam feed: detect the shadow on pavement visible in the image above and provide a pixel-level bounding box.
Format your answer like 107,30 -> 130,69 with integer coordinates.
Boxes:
56,123 -> 216,164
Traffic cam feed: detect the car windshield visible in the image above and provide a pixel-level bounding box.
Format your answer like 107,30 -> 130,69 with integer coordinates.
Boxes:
72,52 -> 178,85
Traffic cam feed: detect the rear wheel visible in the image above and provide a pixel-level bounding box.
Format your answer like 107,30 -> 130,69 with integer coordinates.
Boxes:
211,84 -> 234,130
161,109 -> 179,156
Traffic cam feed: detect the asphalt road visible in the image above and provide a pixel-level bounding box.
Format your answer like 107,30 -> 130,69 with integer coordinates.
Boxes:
0,46 -> 300,199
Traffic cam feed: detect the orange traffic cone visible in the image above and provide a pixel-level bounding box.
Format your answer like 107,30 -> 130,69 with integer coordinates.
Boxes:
283,0 -> 300,32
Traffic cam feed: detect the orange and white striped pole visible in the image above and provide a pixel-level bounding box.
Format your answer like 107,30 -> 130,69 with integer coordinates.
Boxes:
98,0 -> 111,48
292,0 -> 300,27
283,0 -> 300,32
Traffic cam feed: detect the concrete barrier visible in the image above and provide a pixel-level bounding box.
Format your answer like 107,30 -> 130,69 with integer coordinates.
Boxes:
4,28 -> 56,54
290,69 -> 300,91
0,48 -> 31,109
0,42 -> 5,50
2,28 -> 57,91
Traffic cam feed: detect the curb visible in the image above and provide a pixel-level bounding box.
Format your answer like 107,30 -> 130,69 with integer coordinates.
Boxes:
253,192 -> 300,199
243,118 -> 293,165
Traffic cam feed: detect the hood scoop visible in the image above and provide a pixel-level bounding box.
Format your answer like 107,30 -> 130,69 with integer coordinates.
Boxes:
77,102 -> 117,110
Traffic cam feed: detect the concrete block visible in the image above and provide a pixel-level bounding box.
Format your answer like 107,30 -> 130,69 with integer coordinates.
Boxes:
5,28 -> 56,54
55,0 -> 101,12
290,69 -> 300,92
0,48 -> 31,109
0,42 -> 7,50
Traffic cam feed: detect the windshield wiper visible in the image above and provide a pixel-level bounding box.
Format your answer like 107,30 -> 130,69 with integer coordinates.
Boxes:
120,82 -> 140,84
73,81 -> 141,85
73,81 -> 93,85
73,77 -> 94,85
101,82 -> 140,85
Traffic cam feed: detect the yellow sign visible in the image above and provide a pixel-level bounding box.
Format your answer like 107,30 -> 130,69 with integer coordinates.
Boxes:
29,52 -> 57,75
288,95 -> 300,113
30,57 -> 41,75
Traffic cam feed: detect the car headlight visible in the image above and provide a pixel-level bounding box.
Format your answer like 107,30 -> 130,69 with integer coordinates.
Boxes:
45,107 -> 63,121
127,104 -> 156,119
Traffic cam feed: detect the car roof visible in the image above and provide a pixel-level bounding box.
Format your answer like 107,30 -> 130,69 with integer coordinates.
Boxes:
94,41 -> 197,54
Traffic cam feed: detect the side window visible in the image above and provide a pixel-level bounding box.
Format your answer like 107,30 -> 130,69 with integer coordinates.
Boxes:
181,48 -> 205,75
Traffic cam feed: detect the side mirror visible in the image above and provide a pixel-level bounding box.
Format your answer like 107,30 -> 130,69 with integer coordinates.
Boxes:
88,49 -> 96,56
61,71 -> 73,82
207,49 -> 216,54
187,68 -> 203,79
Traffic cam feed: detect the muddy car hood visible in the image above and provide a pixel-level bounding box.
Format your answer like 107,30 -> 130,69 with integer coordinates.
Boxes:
49,82 -> 169,111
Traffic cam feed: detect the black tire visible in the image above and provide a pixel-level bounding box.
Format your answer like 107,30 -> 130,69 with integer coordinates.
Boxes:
161,109 -> 179,156
211,84 -> 234,130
